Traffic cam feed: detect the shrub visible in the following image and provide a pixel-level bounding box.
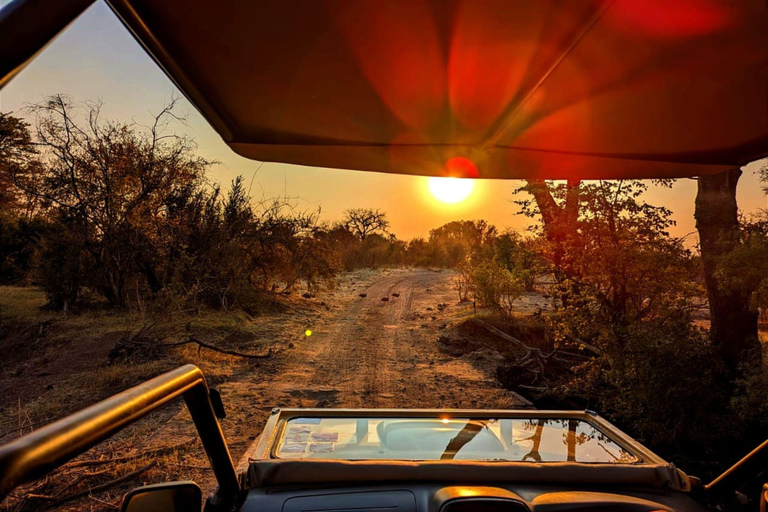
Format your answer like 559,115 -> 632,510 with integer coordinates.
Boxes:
568,322 -> 768,479
470,260 -> 524,318
454,261 -> 472,302
0,216 -> 51,285
35,222 -> 84,311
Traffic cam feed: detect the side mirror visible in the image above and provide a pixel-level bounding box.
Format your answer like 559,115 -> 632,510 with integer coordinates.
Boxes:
121,481 -> 202,512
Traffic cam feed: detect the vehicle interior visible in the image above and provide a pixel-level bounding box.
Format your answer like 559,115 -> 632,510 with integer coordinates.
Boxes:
1,1 -> 767,511
0,364 -> 728,512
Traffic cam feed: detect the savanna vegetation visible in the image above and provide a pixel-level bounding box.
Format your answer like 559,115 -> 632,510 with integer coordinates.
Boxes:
0,98 -> 527,313
3,96 -> 768,490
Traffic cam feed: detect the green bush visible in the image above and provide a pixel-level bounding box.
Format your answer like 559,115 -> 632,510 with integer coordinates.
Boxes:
35,223 -> 84,311
571,324 -> 767,479
470,260 -> 524,318
0,215 -> 50,285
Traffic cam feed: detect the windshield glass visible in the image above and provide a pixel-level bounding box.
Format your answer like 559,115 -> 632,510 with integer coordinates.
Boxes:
275,417 -> 637,463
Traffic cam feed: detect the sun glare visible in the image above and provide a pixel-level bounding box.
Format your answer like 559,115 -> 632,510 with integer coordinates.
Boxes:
428,177 -> 474,204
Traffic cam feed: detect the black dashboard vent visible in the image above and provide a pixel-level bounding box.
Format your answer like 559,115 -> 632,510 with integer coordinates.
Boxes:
441,498 -> 529,512
283,490 -> 417,512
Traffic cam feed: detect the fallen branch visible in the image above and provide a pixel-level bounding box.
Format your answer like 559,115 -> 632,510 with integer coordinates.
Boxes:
475,319 -> 599,361
54,474 -> 85,498
477,318 -> 592,392
39,462 -> 156,510
24,493 -> 55,500
88,494 -> 120,510
63,441 -> 193,469
111,324 -> 272,363
473,319 -> 543,364
474,319 -> 534,352
516,384 -> 549,392
168,337 -> 271,359
565,334 -> 602,356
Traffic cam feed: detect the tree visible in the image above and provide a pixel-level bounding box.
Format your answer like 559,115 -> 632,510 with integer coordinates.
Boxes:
294,231 -> 343,293
493,231 -> 541,291
516,180 -> 580,277
520,171 -> 763,370
0,113 -> 47,285
695,169 -> 760,369
405,237 -> 430,267
19,95 -> 212,307
342,208 -> 389,241
427,220 -> 497,267
2,99 -> 346,311
325,223 -> 360,270
517,180 -> 700,348
0,112 -> 40,214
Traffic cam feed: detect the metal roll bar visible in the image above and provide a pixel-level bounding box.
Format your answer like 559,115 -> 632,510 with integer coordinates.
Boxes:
706,438 -> 768,500
0,364 -> 239,501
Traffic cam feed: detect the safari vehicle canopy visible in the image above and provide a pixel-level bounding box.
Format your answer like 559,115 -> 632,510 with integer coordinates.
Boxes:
1,1 -> 768,511
3,0 -> 768,180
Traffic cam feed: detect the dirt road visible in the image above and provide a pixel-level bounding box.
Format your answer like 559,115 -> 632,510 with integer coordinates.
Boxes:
215,268 -> 529,452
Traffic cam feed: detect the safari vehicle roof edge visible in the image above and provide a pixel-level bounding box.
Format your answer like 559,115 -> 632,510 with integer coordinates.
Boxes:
3,0 -> 767,180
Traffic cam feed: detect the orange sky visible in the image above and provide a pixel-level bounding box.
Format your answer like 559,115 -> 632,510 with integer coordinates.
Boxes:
1,1 -> 766,242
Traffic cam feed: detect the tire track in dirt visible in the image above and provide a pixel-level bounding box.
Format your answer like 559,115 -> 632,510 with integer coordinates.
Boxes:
310,274 -> 412,406
219,268 -> 530,429
277,269 -> 528,410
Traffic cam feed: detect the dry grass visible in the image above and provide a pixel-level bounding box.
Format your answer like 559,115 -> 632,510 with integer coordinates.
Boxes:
0,286 -> 49,321
0,285 -> 288,511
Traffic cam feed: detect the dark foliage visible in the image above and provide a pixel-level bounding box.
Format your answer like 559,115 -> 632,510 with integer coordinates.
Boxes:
508,179 -> 768,481
1,100 -> 342,312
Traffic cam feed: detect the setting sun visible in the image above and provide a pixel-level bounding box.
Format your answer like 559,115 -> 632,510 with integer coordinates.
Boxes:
428,177 -> 474,204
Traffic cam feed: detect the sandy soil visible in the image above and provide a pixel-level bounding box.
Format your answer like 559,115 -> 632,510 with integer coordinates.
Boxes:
223,267 -> 528,412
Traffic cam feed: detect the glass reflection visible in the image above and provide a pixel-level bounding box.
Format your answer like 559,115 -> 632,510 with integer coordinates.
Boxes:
275,417 -> 637,463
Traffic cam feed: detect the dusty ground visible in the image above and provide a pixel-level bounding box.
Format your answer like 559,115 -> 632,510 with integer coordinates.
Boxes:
0,268 -> 529,511
225,267 -> 529,409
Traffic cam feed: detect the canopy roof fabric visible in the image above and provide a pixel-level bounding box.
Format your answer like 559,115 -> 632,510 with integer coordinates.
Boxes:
107,0 -> 768,180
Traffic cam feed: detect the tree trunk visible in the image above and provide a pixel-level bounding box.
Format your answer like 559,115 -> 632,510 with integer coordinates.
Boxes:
694,169 -> 760,369
566,419 -> 577,461
524,180 -> 581,307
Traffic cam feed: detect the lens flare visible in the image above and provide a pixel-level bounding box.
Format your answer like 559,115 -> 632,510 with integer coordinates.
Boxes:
428,177 -> 474,204
305,329 -> 312,337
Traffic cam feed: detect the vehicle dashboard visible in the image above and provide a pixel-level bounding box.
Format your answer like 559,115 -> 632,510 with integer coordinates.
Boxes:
240,483 -> 705,512
234,409 -> 705,512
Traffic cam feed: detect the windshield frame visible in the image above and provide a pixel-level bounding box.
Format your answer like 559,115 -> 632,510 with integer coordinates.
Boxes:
252,409 -> 665,466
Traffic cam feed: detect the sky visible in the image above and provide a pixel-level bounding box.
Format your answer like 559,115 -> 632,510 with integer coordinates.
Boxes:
1,1 -> 766,242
